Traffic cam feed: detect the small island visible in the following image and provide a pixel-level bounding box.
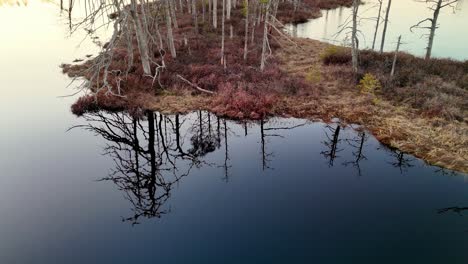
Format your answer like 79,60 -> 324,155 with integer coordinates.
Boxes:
62,0 -> 467,173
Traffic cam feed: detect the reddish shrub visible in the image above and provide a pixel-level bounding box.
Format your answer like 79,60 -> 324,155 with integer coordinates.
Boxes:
211,85 -> 277,120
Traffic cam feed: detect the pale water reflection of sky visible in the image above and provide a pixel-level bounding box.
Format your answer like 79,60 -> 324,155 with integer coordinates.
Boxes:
288,0 -> 468,60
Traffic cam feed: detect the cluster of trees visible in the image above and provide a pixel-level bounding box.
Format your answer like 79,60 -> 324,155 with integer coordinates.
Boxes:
350,0 -> 459,74
78,111 -> 313,223
68,0 -> 305,95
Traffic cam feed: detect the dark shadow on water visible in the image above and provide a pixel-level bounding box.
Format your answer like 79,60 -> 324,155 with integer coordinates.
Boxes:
74,111 -> 467,227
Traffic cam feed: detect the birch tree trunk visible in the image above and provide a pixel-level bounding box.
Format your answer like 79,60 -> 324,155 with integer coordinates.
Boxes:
130,0 -> 152,75
380,0 -> 392,53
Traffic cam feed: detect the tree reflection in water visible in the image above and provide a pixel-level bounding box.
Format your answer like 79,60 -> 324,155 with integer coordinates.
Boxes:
76,113 -> 441,225
321,124 -> 343,167
343,130 -> 369,176
77,111 -> 219,225
76,112 -> 316,223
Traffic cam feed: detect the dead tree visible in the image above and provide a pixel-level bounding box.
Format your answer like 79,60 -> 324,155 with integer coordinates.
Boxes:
411,0 -> 459,59
260,0 -> 273,72
243,0 -> 249,61
380,0 -> 392,53
213,0 -> 218,28
351,0 -> 360,74
372,0 -> 383,50
166,0 -> 177,58
390,35 -> 402,77
130,0 -> 152,75
221,0 -> 226,68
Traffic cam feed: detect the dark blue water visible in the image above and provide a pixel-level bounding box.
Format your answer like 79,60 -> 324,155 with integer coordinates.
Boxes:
1,1 -> 467,263
3,109 -> 468,263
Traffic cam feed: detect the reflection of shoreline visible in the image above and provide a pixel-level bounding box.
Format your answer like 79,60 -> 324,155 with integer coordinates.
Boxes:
76,112 -> 465,224
77,112 -> 312,224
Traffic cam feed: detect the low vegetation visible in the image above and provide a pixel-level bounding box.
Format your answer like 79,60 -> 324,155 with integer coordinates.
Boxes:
63,0 -> 467,173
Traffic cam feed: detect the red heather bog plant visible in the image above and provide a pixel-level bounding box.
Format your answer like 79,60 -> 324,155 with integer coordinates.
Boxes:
71,90 -> 130,116
211,84 -> 277,120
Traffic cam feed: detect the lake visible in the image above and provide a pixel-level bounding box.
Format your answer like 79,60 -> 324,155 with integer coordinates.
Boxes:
1,1 -> 468,263
287,0 -> 468,60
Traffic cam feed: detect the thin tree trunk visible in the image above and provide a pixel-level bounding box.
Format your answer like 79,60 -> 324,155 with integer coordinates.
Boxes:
202,0 -> 206,22
213,0 -> 218,28
426,0 -> 442,59
130,0 -> 152,75
243,0 -> 249,61
193,0 -> 198,32
221,0 -> 226,68
251,1 -> 257,44
165,0 -> 177,58
260,1 -> 272,71
391,35 -> 401,77
372,0 -> 383,50
170,0 -> 178,28
209,0 -> 212,24
351,0 -> 359,73
380,0 -> 392,53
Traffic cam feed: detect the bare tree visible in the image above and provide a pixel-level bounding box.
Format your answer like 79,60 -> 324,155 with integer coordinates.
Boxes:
372,0 -> 383,50
380,0 -> 392,53
166,0 -> 177,58
213,0 -> 218,28
243,0 -> 249,61
390,35 -> 402,77
351,0 -> 360,73
411,0 -> 459,59
260,0 -> 273,71
130,0 -> 152,75
221,0 -> 226,68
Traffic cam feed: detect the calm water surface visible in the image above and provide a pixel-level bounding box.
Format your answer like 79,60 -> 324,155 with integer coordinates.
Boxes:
287,0 -> 468,60
1,1 -> 468,263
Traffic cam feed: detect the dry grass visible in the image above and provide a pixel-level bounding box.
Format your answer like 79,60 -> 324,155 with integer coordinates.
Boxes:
275,37 -> 468,173
65,3 -> 467,173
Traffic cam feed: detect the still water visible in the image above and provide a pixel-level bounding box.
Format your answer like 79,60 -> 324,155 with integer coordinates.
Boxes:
287,0 -> 468,60
1,1 -> 468,263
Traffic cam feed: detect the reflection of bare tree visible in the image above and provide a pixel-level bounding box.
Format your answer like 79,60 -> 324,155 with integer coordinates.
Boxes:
438,207 -> 468,215
343,131 -> 368,176
321,124 -> 343,167
222,119 -> 231,181
260,120 -> 273,171
386,148 -> 414,173
75,111 -> 218,225
260,119 -> 307,171
189,111 -> 220,157
75,112 -> 311,222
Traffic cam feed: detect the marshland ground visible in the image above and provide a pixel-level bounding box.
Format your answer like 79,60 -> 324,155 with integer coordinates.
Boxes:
64,0 -> 468,173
